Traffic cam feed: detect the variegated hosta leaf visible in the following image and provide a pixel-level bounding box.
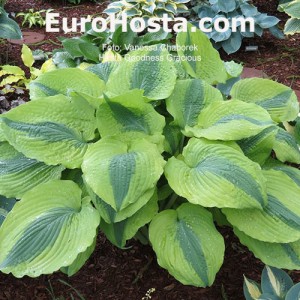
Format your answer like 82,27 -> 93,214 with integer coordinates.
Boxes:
0,94 -> 96,169
273,128 -> 300,164
106,46 -> 177,100
230,78 -> 299,122
224,169 -> 300,243
88,62 -> 119,83
0,120 -> 5,142
286,283 -> 300,300
100,191 -> 158,248
97,90 -> 165,146
184,100 -> 274,141
149,203 -> 225,287
284,17 -> 300,35
29,68 -> 105,100
261,266 -> 294,298
0,142 -> 65,198
82,137 -> 165,212
265,163 -> 300,188
0,195 -> 16,227
176,23 -> 227,85
238,126 -> 278,165
165,138 -> 267,209
0,180 -> 100,277
243,276 -> 262,300
235,228 -> 300,270
86,180 -> 156,223
166,78 -> 223,129
61,237 -> 97,277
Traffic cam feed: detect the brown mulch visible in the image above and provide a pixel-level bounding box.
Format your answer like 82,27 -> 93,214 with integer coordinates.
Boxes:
0,228 -> 265,300
0,0 -> 300,299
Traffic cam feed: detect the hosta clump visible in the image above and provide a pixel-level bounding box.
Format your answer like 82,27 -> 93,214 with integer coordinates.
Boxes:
52,23 -> 172,67
0,24 -> 300,288
188,0 -> 284,54
104,0 -> 189,20
244,265 -> 300,300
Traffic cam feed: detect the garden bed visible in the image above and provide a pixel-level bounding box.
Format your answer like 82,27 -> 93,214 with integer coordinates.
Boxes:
0,0 -> 300,299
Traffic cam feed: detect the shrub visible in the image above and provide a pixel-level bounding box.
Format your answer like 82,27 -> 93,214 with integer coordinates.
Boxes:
0,24 -> 300,288
188,0 -> 284,54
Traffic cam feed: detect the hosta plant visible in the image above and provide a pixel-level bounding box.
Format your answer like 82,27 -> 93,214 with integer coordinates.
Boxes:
52,22 -> 172,67
279,0 -> 300,35
17,8 -> 54,28
188,0 -> 284,54
0,45 -> 44,93
244,265 -> 300,300
0,24 -> 300,288
104,0 -> 189,20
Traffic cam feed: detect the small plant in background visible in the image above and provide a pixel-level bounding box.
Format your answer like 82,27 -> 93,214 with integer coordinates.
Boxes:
17,8 -> 54,28
104,0 -> 189,20
0,44 -> 41,91
244,265 -> 300,300
0,6 -> 22,40
188,0 -> 284,54
52,22 -> 172,67
279,0 -> 300,35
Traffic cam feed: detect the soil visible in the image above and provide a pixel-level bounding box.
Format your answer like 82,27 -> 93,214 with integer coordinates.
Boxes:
0,0 -> 300,299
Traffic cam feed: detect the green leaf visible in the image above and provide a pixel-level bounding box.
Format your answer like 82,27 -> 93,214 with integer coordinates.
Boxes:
0,7 -> 22,40
166,79 -> 223,129
0,180 -> 100,277
86,182 -> 156,223
88,62 -> 119,83
60,237 -> 96,276
243,276 -> 262,300
261,266 -> 293,298
0,142 -> 64,198
231,78 -> 299,122
82,137 -> 165,211
100,191 -> 158,248
163,123 -> 183,156
149,203 -> 225,287
238,126 -> 278,165
224,61 -> 243,79
184,100 -> 274,141
235,228 -> 300,270
97,90 -> 165,146
176,23 -> 227,84
21,44 -> 34,69
0,195 -> 16,227
284,17 -> 300,35
280,0 -> 300,18
78,42 -> 100,63
273,128 -> 300,164
165,138 -> 267,209
265,163 -> 300,188
106,45 -> 177,100
286,283 -> 300,300
0,94 -> 96,169
30,68 -> 105,100
224,169 -> 300,243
